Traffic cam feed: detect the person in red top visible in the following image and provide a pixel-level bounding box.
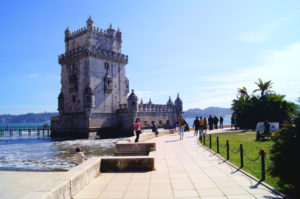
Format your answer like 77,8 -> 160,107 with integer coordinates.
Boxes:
134,118 -> 143,142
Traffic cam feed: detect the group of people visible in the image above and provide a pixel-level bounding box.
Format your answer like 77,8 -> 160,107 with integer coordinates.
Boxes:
193,115 -> 224,136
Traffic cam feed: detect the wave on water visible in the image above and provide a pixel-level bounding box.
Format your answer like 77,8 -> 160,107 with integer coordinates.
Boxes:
0,137 -> 122,171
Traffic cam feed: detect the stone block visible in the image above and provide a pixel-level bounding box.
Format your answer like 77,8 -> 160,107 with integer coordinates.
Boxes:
100,157 -> 154,172
115,143 -> 156,155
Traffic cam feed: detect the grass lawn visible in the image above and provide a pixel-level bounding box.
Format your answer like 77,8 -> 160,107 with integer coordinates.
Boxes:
200,130 -> 281,190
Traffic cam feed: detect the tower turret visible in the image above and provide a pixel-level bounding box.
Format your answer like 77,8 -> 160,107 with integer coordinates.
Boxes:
116,27 -> 122,42
107,23 -> 115,37
65,26 -> 71,39
174,93 -> 183,115
86,16 -> 94,31
128,90 -> 138,113
166,96 -> 173,107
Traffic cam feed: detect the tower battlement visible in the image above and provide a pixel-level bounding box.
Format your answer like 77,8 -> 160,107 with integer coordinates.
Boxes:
58,46 -> 128,64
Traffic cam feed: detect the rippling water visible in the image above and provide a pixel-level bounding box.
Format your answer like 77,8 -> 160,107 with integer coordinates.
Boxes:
0,135 -> 121,171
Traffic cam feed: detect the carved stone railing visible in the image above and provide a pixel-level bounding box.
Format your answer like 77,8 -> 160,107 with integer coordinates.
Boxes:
58,47 -> 128,64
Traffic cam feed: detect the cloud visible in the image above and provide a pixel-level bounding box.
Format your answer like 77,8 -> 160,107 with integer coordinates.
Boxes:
238,31 -> 268,43
197,42 -> 300,106
27,73 -> 38,78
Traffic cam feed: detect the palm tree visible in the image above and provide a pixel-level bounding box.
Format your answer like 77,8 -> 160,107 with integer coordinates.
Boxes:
253,78 -> 273,97
237,86 -> 248,97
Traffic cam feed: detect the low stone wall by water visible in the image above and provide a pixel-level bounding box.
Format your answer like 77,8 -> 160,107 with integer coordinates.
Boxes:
23,157 -> 101,199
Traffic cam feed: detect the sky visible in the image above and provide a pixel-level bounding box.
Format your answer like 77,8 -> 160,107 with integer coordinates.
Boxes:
0,0 -> 300,114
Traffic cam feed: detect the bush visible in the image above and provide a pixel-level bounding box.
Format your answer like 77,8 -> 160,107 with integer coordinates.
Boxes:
270,113 -> 300,198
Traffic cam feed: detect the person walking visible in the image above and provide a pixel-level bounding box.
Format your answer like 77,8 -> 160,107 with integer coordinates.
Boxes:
152,121 -> 159,137
204,117 -> 207,133
134,118 -> 143,142
231,115 -> 235,129
213,115 -> 219,129
177,115 -> 187,140
74,147 -> 85,166
220,116 -> 224,129
193,116 -> 200,136
199,116 -> 205,136
173,119 -> 177,134
208,115 -> 213,131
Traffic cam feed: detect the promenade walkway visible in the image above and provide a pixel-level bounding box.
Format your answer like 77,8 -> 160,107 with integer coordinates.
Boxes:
74,130 -> 282,199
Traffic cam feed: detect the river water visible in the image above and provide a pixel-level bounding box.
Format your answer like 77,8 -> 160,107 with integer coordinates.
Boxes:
0,123 -> 121,171
0,118 -> 230,171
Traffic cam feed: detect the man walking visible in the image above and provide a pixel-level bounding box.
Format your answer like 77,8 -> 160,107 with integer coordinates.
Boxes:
220,116 -> 224,129
193,116 -> 200,136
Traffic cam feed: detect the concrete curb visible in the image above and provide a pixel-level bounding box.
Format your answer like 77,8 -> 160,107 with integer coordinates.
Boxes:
23,157 -> 101,199
196,138 -> 286,198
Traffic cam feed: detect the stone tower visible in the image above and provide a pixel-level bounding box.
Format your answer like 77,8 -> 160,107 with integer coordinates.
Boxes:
51,17 -> 129,138
51,17 -> 183,139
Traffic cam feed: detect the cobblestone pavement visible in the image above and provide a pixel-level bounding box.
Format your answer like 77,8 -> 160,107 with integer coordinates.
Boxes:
75,131 -> 282,199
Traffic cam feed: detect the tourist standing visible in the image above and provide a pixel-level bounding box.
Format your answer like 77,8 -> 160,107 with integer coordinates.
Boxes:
204,117 -> 207,133
74,147 -> 85,165
152,121 -> 159,137
173,120 -> 177,134
220,116 -> 224,129
213,115 -> 219,129
193,117 -> 200,136
231,115 -> 235,129
208,115 -> 213,130
134,118 -> 143,142
177,115 -> 187,140
199,117 -> 204,135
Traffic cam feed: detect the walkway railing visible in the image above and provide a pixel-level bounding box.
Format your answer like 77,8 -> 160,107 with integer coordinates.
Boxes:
0,127 -> 51,137
200,134 -> 268,180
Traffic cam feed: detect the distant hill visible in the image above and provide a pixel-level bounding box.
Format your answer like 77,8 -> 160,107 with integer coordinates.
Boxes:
183,107 -> 232,118
0,112 -> 58,123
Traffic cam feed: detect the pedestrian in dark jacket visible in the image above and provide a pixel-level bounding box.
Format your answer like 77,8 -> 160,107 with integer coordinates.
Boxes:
208,115 -> 214,131
152,121 -> 159,137
213,116 -> 219,129
193,117 -> 200,136
220,116 -> 224,129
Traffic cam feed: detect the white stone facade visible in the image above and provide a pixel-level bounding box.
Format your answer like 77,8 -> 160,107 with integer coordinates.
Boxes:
51,17 -> 182,138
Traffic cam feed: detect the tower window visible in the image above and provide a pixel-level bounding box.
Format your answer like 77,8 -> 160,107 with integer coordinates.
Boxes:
72,95 -> 76,103
104,62 -> 109,71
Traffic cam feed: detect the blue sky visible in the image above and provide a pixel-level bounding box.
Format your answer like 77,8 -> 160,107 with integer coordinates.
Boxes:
1,0 -> 300,114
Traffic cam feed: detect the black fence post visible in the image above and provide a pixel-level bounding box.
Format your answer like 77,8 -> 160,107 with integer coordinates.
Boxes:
240,144 -> 244,168
256,131 -> 260,141
260,149 -> 266,180
226,140 -> 229,160
209,134 -> 212,149
203,134 -> 206,145
200,133 -> 202,143
217,136 -> 219,153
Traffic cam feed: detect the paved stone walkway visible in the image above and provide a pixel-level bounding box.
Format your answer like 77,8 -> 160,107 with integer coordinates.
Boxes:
75,131 -> 282,199
0,171 -> 63,199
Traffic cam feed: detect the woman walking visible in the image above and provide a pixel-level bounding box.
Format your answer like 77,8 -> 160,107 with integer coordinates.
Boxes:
134,118 -> 143,142
177,115 -> 187,140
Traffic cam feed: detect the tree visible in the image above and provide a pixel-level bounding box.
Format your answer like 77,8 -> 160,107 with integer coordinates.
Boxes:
237,86 -> 249,97
270,112 -> 300,198
231,79 -> 297,129
253,78 -> 273,97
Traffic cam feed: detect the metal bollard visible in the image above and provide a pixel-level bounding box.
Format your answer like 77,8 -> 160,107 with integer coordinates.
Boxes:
209,134 -> 212,149
260,149 -> 266,180
226,140 -> 229,160
203,134 -> 206,145
217,137 -> 219,153
240,144 -> 244,168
